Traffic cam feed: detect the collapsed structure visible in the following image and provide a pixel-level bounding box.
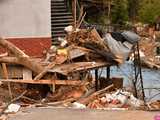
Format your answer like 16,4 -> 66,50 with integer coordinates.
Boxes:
0,25 -> 147,110
0,1 -> 159,117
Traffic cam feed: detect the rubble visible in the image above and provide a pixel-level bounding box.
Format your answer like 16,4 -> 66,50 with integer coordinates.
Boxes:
135,26 -> 160,69
148,100 -> 160,110
86,89 -> 143,109
0,25 -> 155,117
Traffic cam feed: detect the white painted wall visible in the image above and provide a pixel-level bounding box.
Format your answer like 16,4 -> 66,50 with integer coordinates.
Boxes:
0,0 -> 51,38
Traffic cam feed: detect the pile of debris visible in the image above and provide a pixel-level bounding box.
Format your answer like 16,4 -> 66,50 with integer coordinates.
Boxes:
138,37 -> 160,69
148,100 -> 160,110
0,26 -> 151,118
135,24 -> 160,69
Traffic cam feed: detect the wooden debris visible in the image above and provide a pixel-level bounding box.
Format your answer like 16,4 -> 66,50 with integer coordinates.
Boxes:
77,5 -> 84,28
1,79 -> 83,85
66,29 -> 120,64
148,100 -> 160,110
1,63 -> 13,99
78,84 -> 114,105
48,62 -> 110,75
35,98 -> 76,107
34,55 -> 67,80
141,59 -> 160,69
77,12 -> 86,28
0,38 -> 44,74
0,90 -> 27,116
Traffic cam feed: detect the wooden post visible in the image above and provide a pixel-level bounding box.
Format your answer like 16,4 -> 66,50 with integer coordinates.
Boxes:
1,63 -> 13,99
52,84 -> 56,93
72,0 -> 77,30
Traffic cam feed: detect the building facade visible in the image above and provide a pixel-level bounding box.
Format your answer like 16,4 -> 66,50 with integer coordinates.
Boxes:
0,0 -> 52,57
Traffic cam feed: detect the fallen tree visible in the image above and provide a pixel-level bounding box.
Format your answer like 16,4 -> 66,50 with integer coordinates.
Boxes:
0,38 -> 44,74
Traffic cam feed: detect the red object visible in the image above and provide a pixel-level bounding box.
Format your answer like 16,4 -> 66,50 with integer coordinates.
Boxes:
0,37 -> 52,58
111,99 -> 120,105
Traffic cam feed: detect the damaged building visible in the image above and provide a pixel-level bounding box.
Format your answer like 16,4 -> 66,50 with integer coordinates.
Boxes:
0,0 -> 159,115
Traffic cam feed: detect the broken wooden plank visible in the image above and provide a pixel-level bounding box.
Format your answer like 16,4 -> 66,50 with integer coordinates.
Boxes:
34,47 -> 88,80
90,28 -> 103,42
34,62 -> 56,80
34,55 -> 67,80
1,63 -> 9,79
78,84 -> 114,105
141,59 -> 160,69
48,62 -> 110,75
77,12 -> 86,28
1,79 -> 83,85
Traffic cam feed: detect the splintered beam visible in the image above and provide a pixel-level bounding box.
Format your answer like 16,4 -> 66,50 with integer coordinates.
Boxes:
1,79 -> 83,86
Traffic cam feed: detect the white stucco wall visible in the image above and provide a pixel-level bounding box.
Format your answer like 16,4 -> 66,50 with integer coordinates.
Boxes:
0,0 -> 51,38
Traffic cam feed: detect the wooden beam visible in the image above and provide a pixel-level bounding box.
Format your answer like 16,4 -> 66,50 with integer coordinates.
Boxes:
1,79 -> 83,85
1,63 -> 13,99
1,63 -> 9,79
48,62 -> 110,75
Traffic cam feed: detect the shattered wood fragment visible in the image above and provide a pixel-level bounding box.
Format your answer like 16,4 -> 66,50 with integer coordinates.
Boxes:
77,6 -> 84,24
77,12 -> 86,28
36,98 -> 75,107
1,79 -> 83,85
90,28 -> 103,42
46,98 -> 75,106
0,90 -> 27,116
141,59 -> 160,69
34,62 -> 56,80
77,5 -> 84,28
78,84 -> 114,105
66,28 -> 120,64
34,55 -> 67,80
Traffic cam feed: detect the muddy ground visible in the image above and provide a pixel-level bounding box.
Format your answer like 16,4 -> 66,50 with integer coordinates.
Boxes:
8,107 -> 159,120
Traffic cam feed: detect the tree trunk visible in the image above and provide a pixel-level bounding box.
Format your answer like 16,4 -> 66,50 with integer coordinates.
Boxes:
0,38 -> 44,74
